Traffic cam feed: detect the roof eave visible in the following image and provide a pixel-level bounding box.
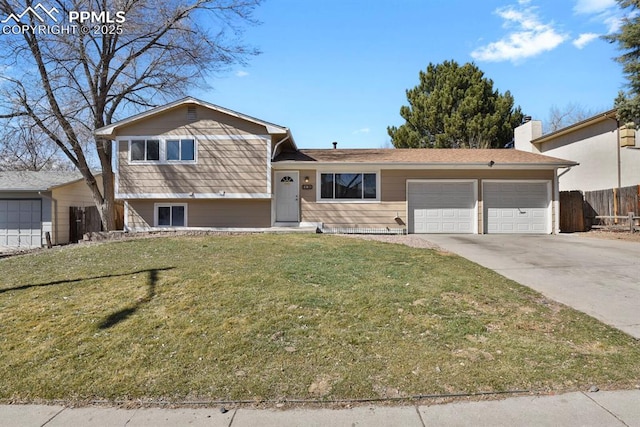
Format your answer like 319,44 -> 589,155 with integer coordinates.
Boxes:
272,161 -> 577,169
0,188 -> 51,192
94,96 -> 288,138
533,108 -> 618,144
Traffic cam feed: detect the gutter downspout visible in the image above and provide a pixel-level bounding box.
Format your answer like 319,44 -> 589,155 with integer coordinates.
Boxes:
555,166 -> 577,233
607,115 -> 622,222
271,135 -> 291,161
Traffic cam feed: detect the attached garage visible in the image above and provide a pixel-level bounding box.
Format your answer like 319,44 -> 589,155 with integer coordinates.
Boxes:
407,180 -> 477,233
483,181 -> 551,234
0,199 -> 42,248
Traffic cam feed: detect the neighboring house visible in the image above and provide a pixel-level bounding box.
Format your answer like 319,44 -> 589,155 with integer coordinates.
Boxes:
97,97 -> 576,235
0,171 -> 100,249
514,110 -> 640,192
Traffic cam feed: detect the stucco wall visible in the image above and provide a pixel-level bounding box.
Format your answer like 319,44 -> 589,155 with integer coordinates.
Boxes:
516,119 -> 640,192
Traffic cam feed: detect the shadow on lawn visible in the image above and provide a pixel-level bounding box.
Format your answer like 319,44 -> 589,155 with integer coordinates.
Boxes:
98,269 -> 164,329
0,267 -> 174,294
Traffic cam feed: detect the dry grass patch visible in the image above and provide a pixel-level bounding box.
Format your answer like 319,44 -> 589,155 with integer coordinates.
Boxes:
0,234 -> 639,404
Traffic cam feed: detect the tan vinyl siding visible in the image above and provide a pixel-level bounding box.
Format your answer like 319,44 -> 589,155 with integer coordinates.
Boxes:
117,137 -> 269,195
291,168 -> 403,228
126,199 -> 271,229
116,105 -> 269,136
288,168 -> 557,231
51,176 -> 102,244
380,169 -> 554,201
301,200 -> 406,229
115,104 -> 272,196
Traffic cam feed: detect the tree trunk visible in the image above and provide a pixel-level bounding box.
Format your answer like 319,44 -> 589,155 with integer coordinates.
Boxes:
100,166 -> 117,231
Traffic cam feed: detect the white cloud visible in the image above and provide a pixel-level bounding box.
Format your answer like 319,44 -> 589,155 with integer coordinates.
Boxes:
471,4 -> 568,63
573,0 -> 626,34
604,15 -> 622,33
235,70 -> 249,77
573,32 -> 600,48
573,0 -> 616,15
352,128 -> 370,135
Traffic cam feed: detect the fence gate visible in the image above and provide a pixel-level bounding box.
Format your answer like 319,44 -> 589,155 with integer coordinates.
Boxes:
559,191 -> 585,232
69,206 -> 102,243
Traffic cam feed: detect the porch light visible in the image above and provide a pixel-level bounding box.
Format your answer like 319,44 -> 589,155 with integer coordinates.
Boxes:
304,176 -> 310,183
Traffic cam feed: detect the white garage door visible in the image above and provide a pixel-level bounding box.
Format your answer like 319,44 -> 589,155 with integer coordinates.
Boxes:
408,181 -> 476,233
0,199 -> 42,248
484,182 -> 550,234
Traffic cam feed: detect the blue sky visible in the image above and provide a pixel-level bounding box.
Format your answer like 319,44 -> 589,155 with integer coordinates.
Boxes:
203,0 -> 627,149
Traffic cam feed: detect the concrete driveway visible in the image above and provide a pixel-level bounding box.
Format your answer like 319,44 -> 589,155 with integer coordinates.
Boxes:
421,234 -> 640,339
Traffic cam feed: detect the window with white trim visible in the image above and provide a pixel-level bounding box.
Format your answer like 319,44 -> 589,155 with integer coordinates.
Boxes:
129,138 -> 196,163
167,139 -> 195,161
131,139 -> 160,161
320,173 -> 377,200
156,204 -> 187,227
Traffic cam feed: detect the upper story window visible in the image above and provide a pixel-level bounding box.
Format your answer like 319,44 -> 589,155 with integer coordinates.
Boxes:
320,173 -> 377,200
129,138 -> 196,163
131,139 -> 160,161
167,139 -> 195,161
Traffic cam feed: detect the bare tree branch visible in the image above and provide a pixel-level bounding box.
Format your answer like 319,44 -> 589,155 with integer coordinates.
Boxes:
0,0 -> 261,229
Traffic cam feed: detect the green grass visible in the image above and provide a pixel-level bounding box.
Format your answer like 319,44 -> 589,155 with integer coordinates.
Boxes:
1,234 -> 639,403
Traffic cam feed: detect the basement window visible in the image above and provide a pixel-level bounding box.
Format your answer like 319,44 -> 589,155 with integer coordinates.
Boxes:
155,203 -> 187,227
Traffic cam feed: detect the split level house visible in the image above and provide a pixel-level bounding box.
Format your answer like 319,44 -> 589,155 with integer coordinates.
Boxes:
95,97 -> 577,235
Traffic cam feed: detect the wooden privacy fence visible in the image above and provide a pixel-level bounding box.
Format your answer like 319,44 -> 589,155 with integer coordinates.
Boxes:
560,185 -> 640,232
70,206 -> 102,243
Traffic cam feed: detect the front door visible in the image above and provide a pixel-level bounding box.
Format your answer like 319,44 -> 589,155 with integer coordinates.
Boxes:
275,171 -> 299,222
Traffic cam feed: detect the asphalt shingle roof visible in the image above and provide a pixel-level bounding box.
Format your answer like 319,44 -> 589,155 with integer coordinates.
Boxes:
0,171 -> 83,191
273,148 -> 577,166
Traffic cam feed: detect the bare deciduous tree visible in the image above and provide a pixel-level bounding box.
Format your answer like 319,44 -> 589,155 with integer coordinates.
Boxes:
546,103 -> 598,133
0,115 -> 77,171
0,0 -> 261,229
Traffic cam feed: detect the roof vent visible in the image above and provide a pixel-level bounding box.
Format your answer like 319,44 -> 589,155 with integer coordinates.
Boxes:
332,141 -> 337,149
187,106 -> 197,121
523,115 -> 532,124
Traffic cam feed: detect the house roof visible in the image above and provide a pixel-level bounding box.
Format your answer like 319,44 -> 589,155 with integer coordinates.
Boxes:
0,170 -> 85,192
273,148 -> 577,168
533,108 -> 617,144
94,96 -> 291,139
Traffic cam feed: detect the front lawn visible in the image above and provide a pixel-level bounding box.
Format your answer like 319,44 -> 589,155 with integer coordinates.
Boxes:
1,234 -> 638,403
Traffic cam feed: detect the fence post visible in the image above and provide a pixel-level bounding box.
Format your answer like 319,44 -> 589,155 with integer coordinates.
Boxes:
630,212 -> 636,233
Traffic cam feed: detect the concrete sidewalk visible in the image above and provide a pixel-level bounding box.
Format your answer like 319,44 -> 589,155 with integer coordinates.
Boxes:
2,390 -> 639,426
